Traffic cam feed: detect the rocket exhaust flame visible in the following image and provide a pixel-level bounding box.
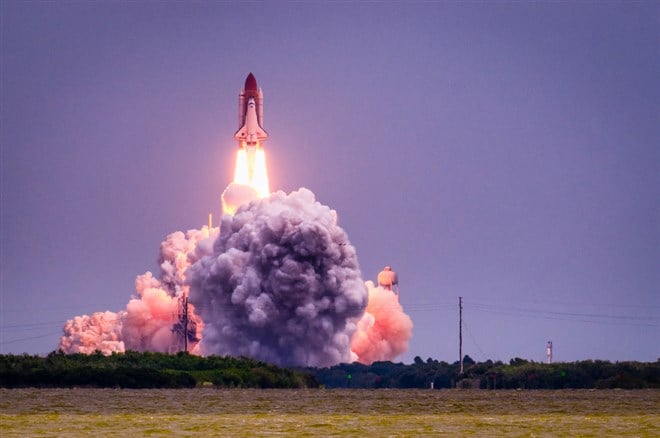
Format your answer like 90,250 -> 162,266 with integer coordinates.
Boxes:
231,146 -> 270,199
233,148 -> 250,185
252,147 -> 270,197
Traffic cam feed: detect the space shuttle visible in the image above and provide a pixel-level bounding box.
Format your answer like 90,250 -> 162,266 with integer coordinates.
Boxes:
234,73 -> 268,148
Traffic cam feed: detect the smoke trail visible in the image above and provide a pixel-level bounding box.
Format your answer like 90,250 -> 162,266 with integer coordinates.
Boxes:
351,281 -> 413,365
59,311 -> 125,355
188,188 -> 368,367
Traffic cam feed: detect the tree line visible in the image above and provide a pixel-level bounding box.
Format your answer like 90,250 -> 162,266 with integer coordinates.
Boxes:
1,351 -> 657,389
309,355 -> 659,389
0,350 -> 317,389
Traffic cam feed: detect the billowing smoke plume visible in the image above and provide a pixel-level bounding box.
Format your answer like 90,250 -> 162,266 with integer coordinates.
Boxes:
59,187 -> 413,365
188,188 -> 368,367
58,227 -> 217,354
59,311 -> 125,355
351,281 -> 413,365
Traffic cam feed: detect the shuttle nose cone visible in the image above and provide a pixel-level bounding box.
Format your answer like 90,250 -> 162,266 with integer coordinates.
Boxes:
245,73 -> 258,92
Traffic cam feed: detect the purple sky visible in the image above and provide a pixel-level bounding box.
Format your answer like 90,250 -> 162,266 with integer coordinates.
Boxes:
2,2 -> 658,363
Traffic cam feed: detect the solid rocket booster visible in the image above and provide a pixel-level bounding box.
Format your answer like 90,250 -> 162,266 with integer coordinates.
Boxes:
235,73 -> 268,148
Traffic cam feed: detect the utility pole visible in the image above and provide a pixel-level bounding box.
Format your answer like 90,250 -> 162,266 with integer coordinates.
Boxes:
459,296 -> 463,374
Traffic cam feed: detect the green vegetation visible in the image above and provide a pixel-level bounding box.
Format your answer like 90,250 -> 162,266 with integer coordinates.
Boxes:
2,352 -> 657,389
309,356 -> 660,389
0,351 -> 318,389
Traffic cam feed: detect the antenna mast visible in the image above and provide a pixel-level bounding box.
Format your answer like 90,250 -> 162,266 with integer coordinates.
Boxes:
183,296 -> 189,352
170,294 -> 198,354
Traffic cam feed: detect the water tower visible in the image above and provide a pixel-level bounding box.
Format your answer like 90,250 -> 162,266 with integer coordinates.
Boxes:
377,266 -> 399,295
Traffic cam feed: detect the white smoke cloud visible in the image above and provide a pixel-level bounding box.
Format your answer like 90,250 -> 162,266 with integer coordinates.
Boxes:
188,188 -> 368,367
59,311 -> 125,355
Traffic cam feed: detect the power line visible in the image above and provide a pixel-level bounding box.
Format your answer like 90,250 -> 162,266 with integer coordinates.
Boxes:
466,302 -> 658,322
467,304 -> 659,327
462,319 -> 486,359
0,331 -> 64,346
468,297 -> 660,310
1,320 -> 69,331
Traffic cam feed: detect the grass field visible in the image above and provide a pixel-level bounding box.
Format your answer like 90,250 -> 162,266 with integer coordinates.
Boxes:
1,388 -> 658,436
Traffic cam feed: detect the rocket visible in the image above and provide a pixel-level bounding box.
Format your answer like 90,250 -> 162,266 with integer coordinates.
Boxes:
227,73 -> 271,200
235,72 -> 268,148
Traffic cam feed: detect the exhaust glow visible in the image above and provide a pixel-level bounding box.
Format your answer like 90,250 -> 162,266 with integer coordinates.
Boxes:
232,141 -> 270,198
233,148 -> 249,185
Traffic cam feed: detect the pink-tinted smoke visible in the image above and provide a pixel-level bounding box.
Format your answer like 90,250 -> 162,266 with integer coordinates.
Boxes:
121,285 -> 180,353
351,281 -> 413,365
59,311 -> 125,355
58,226 -> 216,354
120,227 -> 216,353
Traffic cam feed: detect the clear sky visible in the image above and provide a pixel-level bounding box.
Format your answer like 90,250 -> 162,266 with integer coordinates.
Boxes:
1,1 -> 658,363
